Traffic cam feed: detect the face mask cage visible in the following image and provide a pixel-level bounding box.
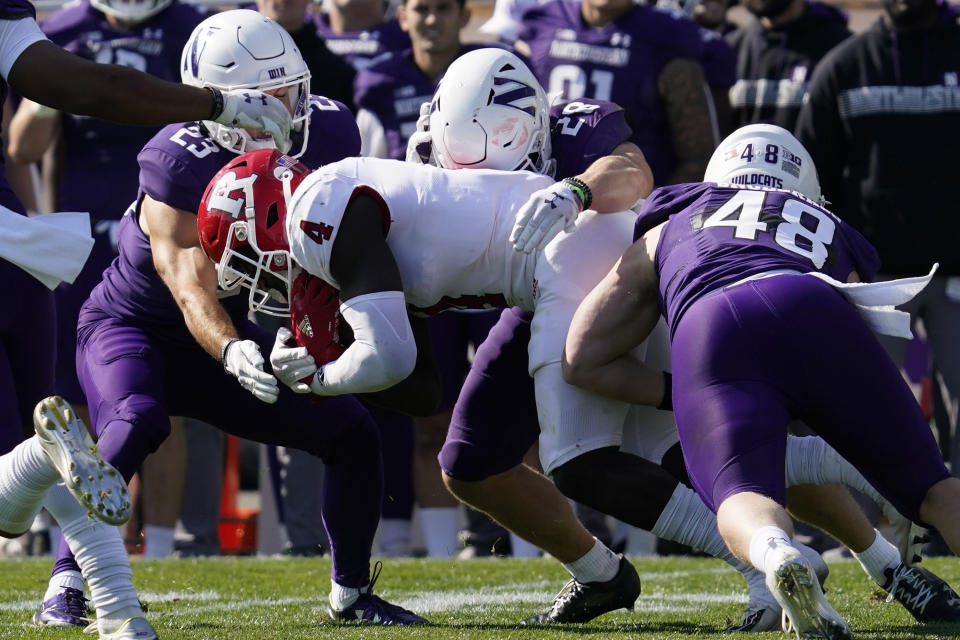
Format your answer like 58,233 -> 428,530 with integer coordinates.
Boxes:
205,73 -> 312,158
214,168 -> 297,317
217,222 -> 294,317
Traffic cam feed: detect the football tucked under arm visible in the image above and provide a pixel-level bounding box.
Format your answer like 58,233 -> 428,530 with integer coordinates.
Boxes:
290,272 -> 348,372
310,290 -> 417,396
270,273 -> 350,393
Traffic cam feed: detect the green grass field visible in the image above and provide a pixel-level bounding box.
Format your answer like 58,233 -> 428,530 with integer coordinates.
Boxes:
0,555 -> 958,640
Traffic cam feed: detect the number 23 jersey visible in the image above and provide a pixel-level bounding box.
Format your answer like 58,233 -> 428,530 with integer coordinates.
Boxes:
635,182 -> 881,332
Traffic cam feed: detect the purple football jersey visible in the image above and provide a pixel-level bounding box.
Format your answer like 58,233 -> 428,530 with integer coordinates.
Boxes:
85,97 -> 360,342
40,1 -> 206,222
354,44 -> 501,160
518,1 -> 703,183
548,98 -> 631,179
312,13 -> 410,70
635,182 -> 881,331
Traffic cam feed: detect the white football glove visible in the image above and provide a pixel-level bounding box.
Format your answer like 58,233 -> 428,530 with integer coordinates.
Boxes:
270,327 -> 317,394
223,339 -> 280,404
215,88 -> 292,153
404,101 -> 434,165
510,181 -> 583,253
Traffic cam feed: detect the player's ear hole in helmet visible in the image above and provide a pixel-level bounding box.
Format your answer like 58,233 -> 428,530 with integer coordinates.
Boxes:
198,148 -> 313,317
181,9 -> 312,158
430,48 -> 555,177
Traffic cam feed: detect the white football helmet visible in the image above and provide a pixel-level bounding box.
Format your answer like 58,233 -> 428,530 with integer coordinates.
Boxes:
430,48 -> 554,176
90,0 -> 172,23
181,10 -> 312,157
704,124 -> 824,204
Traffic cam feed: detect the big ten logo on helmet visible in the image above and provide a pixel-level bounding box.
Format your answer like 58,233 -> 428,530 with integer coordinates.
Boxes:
267,66 -> 287,79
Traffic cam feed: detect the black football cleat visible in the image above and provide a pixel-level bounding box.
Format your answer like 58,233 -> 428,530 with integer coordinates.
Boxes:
522,556 -> 641,624
884,563 -> 960,623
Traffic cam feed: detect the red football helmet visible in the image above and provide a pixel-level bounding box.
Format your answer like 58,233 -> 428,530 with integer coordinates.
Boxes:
198,148 -> 312,316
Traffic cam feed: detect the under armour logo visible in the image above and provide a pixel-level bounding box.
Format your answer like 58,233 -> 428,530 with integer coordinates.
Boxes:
243,92 -> 269,106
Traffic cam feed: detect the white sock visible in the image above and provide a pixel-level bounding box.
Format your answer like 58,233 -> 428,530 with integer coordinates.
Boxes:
143,525 -> 175,558
44,569 -> 85,601
378,518 -> 411,557
510,533 -> 541,558
0,438 -> 57,534
652,484 -> 741,567
650,485 -> 777,605
562,538 -> 620,584
329,579 -> 367,610
852,529 -> 901,588
785,436 -> 886,504
43,484 -> 141,626
748,526 -> 794,574
419,508 -> 459,558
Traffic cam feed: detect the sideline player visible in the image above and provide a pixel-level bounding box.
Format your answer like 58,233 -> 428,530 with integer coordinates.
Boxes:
564,124 -> 960,637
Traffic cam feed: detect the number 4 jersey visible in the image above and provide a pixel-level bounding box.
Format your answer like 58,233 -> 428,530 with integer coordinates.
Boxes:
635,182 -> 881,332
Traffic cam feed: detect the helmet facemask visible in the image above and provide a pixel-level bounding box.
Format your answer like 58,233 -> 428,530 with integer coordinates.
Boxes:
201,157 -> 304,318
90,0 -> 172,23
205,72 -> 312,158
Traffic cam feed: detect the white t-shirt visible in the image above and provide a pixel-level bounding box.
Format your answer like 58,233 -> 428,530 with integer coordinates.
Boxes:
0,17 -> 46,79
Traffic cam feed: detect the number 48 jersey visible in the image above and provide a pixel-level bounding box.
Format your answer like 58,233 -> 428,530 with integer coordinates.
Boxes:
635,182 -> 881,331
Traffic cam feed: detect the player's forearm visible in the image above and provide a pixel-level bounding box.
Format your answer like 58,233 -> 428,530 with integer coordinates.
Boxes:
356,316 -> 440,416
311,291 -> 417,396
176,289 -> 241,362
659,57 -> 714,185
7,99 -> 58,164
9,41 -> 215,126
564,246 -> 662,403
578,143 -> 653,212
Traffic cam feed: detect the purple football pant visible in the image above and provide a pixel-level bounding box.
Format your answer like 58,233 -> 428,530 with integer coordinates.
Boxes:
0,261 -> 55,454
54,309 -> 382,588
53,235 -> 116,404
428,310 -> 501,412
440,308 -> 539,481
672,274 -> 950,521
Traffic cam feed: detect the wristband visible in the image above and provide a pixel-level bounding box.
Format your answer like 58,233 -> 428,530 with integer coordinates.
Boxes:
220,337 -> 240,368
657,371 -> 673,412
207,86 -> 225,120
562,177 -> 593,211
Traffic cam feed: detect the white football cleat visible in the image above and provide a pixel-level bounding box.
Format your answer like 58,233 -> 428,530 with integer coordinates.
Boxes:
33,396 -> 131,526
766,546 -> 852,639
85,617 -> 158,640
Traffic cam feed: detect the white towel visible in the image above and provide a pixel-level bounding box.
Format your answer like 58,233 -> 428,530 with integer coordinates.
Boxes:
807,264 -> 938,339
0,207 -> 94,290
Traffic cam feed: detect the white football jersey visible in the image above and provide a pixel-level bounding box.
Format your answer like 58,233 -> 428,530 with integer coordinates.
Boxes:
286,157 -> 554,313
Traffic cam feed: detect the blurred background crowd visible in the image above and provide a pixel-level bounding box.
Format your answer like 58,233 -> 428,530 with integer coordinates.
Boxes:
4,0 -> 958,562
